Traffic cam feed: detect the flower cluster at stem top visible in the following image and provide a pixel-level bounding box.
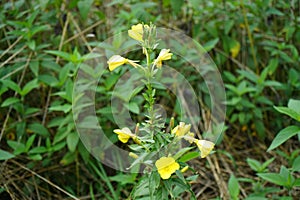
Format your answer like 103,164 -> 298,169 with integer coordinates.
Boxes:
106,23 -> 215,180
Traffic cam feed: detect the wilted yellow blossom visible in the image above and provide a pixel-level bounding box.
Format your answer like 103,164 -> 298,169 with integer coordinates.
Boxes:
171,122 -> 191,137
195,139 -> 215,158
107,55 -> 139,71
154,49 -> 172,68
155,156 -> 180,179
128,23 -> 144,42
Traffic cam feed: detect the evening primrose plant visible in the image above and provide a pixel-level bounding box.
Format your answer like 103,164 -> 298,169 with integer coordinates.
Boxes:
107,23 -> 215,199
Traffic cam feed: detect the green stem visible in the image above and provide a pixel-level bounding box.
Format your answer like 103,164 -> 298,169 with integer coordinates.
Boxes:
240,0 -> 258,73
145,48 -> 155,138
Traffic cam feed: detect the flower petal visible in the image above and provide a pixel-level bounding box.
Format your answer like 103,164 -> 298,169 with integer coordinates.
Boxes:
195,139 -> 215,158
155,156 -> 179,179
154,49 -> 173,68
113,127 -> 132,143
107,55 -> 128,71
128,24 -> 143,42
171,122 -> 191,137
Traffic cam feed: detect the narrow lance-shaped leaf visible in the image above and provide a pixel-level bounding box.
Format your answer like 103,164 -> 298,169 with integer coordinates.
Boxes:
268,126 -> 300,151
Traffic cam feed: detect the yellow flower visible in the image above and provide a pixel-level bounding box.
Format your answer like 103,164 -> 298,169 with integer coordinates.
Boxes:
195,139 -> 215,158
113,127 -> 133,143
171,122 -> 191,137
107,55 -> 139,71
128,23 -> 144,42
154,49 -> 172,68
155,156 -> 180,179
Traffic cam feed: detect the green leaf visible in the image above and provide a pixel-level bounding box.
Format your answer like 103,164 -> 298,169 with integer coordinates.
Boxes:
67,132 -> 79,152
49,104 -> 72,113
45,50 -> 72,61
257,173 -> 286,186
170,0 -> 183,14
128,101 -> 140,114
203,38 -> 219,51
293,178 -> 300,187
224,20 -> 234,34
0,149 -> 15,160
77,0 -> 94,21
279,166 -> 295,188
261,158 -> 275,171
60,151 -> 76,165
38,74 -> 59,87
247,158 -> 261,172
27,40 -> 36,50
29,154 -> 43,160
173,147 -> 194,160
7,141 -> 26,155
1,79 -> 21,94
28,146 -> 48,154
28,123 -> 50,137
58,64 -> 71,85
149,170 -> 160,198
228,174 -> 240,199
51,141 -> 66,152
288,99 -> 300,114
292,156 -> 300,172
178,151 -> 200,162
274,106 -> 300,121
267,126 -> 300,151
25,134 -> 36,152
109,173 -> 136,185
267,58 -> 278,75
21,79 -> 39,96
1,97 -> 20,107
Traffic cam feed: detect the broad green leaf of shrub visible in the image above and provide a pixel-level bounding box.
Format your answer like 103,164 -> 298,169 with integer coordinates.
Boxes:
247,158 -> 261,172
274,106 -> 300,122
268,126 -> 300,151
49,104 -> 72,113
25,134 -> 36,152
77,0 -> 93,21
203,38 -> 219,51
45,50 -> 73,62
0,149 -> 15,160
287,99 -> 300,114
21,78 -> 39,96
67,132 -> 79,152
28,123 -> 50,137
294,178 -> 300,187
292,156 -> 300,172
258,166 -> 295,188
1,97 -> 20,107
173,147 -> 194,160
7,141 -> 26,155
228,174 -> 240,200
28,146 -> 48,154
1,79 -> 21,94
178,151 -> 200,162
110,173 -> 136,185
257,173 -> 286,186
38,74 -> 59,87
149,170 -> 160,198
